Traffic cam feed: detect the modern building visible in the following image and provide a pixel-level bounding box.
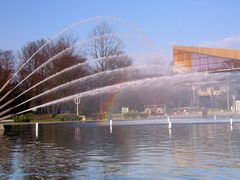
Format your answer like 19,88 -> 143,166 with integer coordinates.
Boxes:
173,45 -> 240,109
173,45 -> 240,73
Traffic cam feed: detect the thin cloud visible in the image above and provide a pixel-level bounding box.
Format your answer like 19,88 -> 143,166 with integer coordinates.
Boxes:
199,35 -> 240,49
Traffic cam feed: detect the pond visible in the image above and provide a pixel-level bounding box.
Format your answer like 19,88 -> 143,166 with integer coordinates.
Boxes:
0,120 -> 240,179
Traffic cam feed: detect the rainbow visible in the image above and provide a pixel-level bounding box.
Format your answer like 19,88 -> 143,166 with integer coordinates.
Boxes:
98,72 -> 130,122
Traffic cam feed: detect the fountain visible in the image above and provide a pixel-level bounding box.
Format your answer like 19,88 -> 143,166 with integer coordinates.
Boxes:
1,16 -> 240,180
0,33 -> 131,109
0,16 -> 240,123
0,52 -> 239,121
0,70 -> 231,121
0,16 -> 122,95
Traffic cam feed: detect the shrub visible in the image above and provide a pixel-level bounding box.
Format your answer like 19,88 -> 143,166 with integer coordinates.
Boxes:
139,113 -> 148,119
13,114 -> 31,123
55,114 -> 79,121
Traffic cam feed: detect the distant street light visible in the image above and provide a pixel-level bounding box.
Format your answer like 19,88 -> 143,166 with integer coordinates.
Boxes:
74,98 -> 81,116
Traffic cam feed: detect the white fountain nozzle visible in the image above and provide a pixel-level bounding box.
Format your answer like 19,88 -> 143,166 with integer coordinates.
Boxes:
35,123 -> 39,139
168,121 -> 172,129
110,119 -> 112,126
35,123 -> 39,130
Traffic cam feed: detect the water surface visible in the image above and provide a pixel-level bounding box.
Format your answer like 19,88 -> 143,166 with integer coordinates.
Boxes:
0,120 -> 240,179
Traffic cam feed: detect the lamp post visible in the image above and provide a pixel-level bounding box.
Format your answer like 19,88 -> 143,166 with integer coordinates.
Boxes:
74,98 -> 81,116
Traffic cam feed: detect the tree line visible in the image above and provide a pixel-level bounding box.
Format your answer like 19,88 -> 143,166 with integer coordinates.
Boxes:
0,22 -> 134,117
1,22 -> 186,118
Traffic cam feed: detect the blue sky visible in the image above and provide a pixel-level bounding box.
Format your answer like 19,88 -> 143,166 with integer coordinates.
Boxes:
1,0 -> 240,59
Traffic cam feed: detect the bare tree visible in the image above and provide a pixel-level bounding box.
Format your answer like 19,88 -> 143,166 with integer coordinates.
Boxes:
18,39 -> 50,91
0,49 -> 15,94
0,50 -> 15,83
17,35 -> 89,116
87,22 -> 132,115
88,22 -> 132,72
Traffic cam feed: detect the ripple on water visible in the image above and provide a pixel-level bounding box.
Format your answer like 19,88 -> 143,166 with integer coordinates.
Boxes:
1,122 -> 240,179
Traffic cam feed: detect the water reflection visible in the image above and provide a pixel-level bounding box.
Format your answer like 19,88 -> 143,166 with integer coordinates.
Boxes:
0,122 -> 240,179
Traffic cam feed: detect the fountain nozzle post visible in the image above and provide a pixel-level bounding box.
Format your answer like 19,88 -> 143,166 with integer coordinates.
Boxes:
35,123 -> 39,138
167,117 -> 172,129
168,121 -> 172,129
110,119 -> 113,134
